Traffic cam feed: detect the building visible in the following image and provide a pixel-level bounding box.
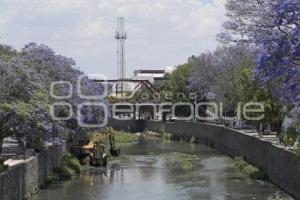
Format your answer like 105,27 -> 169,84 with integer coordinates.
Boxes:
133,69 -> 165,83
95,69 -> 166,100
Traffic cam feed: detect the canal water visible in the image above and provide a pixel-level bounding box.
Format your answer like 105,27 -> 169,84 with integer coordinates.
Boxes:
35,138 -> 293,200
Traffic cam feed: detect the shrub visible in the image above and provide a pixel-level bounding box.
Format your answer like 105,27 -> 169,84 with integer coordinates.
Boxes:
242,165 -> 268,180
281,126 -> 300,146
53,154 -> 81,181
0,159 -> 8,173
163,133 -> 173,140
66,157 -> 81,174
296,137 -> 300,157
235,158 -> 248,170
0,164 -> 8,173
61,154 -> 81,173
235,157 -> 268,180
158,128 -> 165,136
54,165 -> 75,179
46,174 -> 59,184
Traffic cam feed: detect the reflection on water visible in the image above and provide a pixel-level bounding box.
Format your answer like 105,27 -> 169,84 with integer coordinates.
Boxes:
35,138 -> 293,200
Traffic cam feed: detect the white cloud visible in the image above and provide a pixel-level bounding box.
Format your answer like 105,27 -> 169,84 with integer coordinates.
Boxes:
115,1 -> 168,16
0,0 -> 226,78
97,1 -> 114,11
168,0 -> 225,39
0,9 -> 18,31
0,17 -> 6,30
78,17 -> 113,39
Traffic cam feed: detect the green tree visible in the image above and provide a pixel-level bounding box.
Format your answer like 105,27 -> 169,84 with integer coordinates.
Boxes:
238,66 -> 285,132
160,62 -> 193,102
159,62 -> 194,117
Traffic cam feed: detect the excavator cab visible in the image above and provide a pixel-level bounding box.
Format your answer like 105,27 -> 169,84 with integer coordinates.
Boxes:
88,127 -> 120,166
89,142 -> 108,166
71,127 -> 120,167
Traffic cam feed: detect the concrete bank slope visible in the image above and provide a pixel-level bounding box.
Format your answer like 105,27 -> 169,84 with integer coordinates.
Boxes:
109,119 -> 300,199
0,145 -> 63,200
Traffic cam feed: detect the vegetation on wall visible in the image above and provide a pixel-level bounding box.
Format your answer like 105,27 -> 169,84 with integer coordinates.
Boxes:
0,159 -> 8,173
235,157 -> 268,180
47,154 -> 81,183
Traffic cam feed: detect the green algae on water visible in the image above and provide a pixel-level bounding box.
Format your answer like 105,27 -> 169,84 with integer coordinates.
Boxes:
163,153 -> 199,170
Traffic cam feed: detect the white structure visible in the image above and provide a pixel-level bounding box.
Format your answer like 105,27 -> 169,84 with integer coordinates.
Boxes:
133,69 -> 165,83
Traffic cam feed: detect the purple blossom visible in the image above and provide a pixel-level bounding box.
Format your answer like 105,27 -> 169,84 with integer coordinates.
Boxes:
255,0 -> 300,105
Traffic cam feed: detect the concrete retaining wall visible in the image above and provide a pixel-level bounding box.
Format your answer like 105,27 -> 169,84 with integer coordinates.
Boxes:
0,145 -> 63,200
109,119 -> 300,199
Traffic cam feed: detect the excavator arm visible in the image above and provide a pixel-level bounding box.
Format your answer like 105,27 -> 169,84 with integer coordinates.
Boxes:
107,127 -> 120,157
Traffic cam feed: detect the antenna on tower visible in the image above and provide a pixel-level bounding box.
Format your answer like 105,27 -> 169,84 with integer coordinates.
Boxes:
115,17 -> 127,97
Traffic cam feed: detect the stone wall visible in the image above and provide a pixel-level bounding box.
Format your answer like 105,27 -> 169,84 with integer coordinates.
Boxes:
109,119 -> 300,200
0,144 -> 63,200
24,157 -> 38,199
0,164 -> 25,200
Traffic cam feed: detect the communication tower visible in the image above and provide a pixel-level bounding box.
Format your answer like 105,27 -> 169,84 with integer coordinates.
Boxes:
115,17 -> 127,95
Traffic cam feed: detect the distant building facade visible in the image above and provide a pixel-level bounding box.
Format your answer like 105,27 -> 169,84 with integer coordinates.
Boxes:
133,69 -> 165,83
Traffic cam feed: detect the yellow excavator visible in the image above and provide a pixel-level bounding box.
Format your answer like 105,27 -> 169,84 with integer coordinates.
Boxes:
89,142 -> 107,166
71,127 -> 120,167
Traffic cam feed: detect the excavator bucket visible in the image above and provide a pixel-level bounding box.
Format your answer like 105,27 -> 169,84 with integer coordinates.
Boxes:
109,148 -> 120,157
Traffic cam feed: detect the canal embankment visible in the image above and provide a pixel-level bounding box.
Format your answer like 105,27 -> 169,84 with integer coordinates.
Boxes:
108,119 -> 300,200
36,138 -> 292,200
0,144 -> 64,200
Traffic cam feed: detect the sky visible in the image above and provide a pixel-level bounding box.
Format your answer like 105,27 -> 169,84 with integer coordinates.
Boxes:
0,0 -> 226,78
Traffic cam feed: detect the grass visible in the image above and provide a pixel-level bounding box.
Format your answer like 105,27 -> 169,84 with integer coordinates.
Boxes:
91,129 -> 139,147
114,131 -> 139,144
235,157 -> 268,180
144,130 -> 173,140
92,128 -> 172,146
51,154 -> 81,182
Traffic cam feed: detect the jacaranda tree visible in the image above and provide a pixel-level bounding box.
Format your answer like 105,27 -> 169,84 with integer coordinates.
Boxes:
0,43 -> 107,155
219,0 -> 300,106
254,0 -> 300,105
188,45 -> 255,113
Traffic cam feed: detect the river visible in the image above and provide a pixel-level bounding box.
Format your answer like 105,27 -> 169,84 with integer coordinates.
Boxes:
35,138 -> 293,200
